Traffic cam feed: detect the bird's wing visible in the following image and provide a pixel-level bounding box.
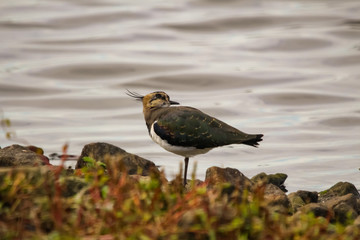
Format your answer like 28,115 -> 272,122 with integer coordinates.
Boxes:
153,107 -> 258,149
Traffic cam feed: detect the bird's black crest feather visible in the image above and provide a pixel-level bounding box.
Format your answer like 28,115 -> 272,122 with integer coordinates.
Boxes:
126,89 -> 144,101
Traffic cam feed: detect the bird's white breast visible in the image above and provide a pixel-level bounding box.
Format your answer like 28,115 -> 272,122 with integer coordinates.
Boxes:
150,121 -> 212,158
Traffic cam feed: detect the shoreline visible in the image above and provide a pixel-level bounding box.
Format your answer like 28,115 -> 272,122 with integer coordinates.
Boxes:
1,143 -> 359,238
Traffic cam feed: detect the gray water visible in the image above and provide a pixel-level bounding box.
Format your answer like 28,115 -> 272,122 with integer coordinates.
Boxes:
1,0 -> 359,192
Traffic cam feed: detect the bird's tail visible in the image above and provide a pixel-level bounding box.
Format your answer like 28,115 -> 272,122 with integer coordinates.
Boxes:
242,134 -> 263,147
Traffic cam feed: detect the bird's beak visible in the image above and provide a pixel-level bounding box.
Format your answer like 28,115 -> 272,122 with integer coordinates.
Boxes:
170,100 -> 179,105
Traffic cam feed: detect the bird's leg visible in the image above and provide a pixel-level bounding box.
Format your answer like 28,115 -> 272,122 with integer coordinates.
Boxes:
183,157 -> 189,186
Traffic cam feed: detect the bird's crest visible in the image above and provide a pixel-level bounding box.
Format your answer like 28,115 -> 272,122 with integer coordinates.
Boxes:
126,89 -> 144,102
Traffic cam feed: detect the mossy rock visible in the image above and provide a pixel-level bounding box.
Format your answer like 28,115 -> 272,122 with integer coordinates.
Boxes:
288,194 -> 305,213
288,190 -> 318,213
319,182 -> 360,203
251,172 -> 288,192
205,166 -> 253,194
324,193 -> 359,224
298,203 -> 331,218
76,142 -> 159,176
264,184 -> 290,214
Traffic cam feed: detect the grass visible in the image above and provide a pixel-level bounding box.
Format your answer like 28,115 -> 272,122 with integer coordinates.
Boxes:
0,156 -> 359,240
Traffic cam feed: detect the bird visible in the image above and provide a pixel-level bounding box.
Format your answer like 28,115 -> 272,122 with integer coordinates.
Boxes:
127,90 -> 263,186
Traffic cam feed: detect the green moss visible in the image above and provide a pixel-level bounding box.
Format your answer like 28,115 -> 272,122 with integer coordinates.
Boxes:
319,189 -> 329,196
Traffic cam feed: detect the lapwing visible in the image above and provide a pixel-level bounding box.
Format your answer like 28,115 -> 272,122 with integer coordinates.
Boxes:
127,90 -> 263,186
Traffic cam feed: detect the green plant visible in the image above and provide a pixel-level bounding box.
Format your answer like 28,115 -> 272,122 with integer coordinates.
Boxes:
0,158 -> 359,239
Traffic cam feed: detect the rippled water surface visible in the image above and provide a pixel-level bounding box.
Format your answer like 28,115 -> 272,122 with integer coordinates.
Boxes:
1,0 -> 359,192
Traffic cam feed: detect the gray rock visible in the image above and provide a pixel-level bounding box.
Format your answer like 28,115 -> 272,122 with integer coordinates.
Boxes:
288,193 -> 304,213
296,190 -> 318,203
205,166 -> 253,193
264,183 -> 290,214
298,203 -> 331,218
288,190 -> 318,213
0,144 -> 46,167
319,182 -> 360,203
333,203 -> 358,224
75,142 -> 159,176
251,172 -> 288,192
324,193 -> 359,223
325,193 -> 358,210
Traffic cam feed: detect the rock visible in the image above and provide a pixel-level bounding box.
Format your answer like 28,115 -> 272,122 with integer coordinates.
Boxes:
264,183 -> 290,214
319,182 -> 360,203
324,193 -> 359,223
26,145 -> 51,165
298,203 -> 331,218
205,166 -> 253,193
288,190 -> 318,213
325,193 -> 358,210
251,172 -> 288,192
0,145 -> 47,167
333,203 -> 358,224
296,190 -> 318,203
26,145 -> 44,155
75,142 -> 159,176
288,194 -> 304,213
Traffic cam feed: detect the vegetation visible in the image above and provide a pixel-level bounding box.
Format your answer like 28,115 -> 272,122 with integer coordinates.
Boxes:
0,156 -> 359,240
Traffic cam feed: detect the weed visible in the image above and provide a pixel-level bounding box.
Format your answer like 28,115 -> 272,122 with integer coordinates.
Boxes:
0,158 -> 359,239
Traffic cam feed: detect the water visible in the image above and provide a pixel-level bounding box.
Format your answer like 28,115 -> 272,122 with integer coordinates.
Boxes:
1,0 -> 359,192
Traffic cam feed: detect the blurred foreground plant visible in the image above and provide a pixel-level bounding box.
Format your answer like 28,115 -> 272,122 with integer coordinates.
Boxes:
0,155 -> 359,240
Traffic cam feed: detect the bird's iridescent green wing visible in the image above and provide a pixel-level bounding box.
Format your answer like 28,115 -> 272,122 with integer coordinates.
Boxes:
154,107 -> 257,149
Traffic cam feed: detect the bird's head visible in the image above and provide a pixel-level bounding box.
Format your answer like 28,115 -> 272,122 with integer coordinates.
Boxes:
127,90 -> 179,110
